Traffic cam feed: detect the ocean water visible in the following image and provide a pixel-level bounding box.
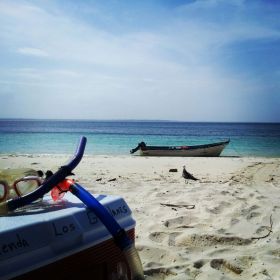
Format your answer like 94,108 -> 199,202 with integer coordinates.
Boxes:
0,120 -> 279,157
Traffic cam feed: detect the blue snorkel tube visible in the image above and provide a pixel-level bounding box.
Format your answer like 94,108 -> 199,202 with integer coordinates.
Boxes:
0,136 -> 144,280
70,183 -> 144,280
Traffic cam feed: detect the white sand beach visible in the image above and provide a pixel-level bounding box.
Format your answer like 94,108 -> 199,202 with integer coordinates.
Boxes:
0,155 -> 280,279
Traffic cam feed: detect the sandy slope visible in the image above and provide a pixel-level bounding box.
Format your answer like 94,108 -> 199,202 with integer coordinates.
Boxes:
1,155 -> 280,279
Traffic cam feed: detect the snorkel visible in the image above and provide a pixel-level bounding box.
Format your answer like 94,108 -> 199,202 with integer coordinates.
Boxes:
52,179 -> 144,280
0,136 -> 144,280
0,136 -> 86,214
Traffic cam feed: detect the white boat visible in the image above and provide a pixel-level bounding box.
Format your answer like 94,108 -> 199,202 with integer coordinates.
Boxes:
130,139 -> 230,157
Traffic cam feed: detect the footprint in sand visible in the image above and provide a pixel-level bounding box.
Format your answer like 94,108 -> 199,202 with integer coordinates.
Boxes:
241,205 -> 259,215
220,190 -> 230,195
216,228 -> 231,235
217,228 -> 226,234
193,259 -> 206,269
148,231 -> 181,246
210,256 -> 255,276
149,231 -> 167,243
175,233 -> 252,247
246,211 -> 261,220
206,201 -> 231,214
210,258 -> 243,275
240,205 -> 262,220
230,218 -> 240,225
163,216 -> 191,229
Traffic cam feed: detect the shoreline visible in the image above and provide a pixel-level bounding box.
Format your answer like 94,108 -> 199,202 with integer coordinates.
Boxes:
1,153 -> 280,158
0,155 -> 280,279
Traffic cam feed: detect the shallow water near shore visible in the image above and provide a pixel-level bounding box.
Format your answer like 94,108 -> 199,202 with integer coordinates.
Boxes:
0,120 -> 279,157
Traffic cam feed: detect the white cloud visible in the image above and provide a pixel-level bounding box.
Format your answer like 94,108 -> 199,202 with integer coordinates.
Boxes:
17,47 -> 49,57
0,0 -> 279,121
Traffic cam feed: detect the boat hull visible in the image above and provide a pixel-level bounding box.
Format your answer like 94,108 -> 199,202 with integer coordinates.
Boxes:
138,141 -> 229,157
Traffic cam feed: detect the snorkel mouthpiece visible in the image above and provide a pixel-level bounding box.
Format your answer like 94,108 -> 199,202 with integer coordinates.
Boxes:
51,179 -> 74,201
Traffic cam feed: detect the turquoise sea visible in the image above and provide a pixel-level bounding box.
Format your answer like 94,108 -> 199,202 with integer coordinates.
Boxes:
0,120 -> 279,157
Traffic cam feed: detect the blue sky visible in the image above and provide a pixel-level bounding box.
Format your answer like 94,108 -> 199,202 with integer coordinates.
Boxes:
0,0 -> 279,122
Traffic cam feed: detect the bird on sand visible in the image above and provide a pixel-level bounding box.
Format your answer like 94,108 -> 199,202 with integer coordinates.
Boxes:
182,166 -> 198,182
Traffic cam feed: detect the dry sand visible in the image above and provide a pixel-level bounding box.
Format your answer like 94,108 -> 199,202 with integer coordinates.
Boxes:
0,154 -> 280,279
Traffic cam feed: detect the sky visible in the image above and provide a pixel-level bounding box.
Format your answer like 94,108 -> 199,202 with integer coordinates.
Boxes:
0,0 -> 279,122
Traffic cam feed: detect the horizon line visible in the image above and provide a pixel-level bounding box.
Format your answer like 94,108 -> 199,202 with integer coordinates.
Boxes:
0,117 -> 279,124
